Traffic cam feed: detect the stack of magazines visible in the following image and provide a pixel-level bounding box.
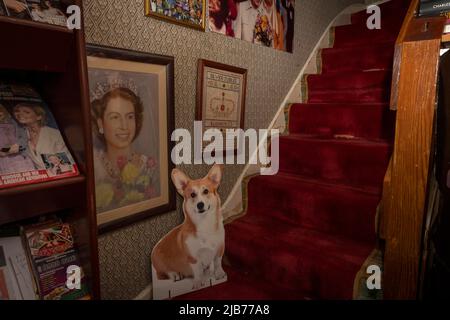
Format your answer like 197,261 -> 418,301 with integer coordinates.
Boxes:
0,219 -> 89,300
0,0 -> 68,27
0,81 -> 79,189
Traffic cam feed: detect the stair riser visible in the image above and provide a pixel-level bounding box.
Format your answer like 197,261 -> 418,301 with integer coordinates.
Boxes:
350,0 -> 410,25
333,27 -> 398,48
321,45 -> 394,73
289,103 -> 396,140
278,138 -> 391,189
306,70 -> 390,91
307,88 -> 389,103
246,176 -> 379,241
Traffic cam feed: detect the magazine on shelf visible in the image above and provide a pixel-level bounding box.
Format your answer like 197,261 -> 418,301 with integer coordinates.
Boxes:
0,81 -> 79,189
22,220 -> 89,300
0,0 -> 68,26
0,236 -> 37,300
1,0 -> 32,20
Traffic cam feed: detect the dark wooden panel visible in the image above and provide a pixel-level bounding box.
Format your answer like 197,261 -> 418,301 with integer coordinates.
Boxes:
404,17 -> 447,43
0,16 -> 72,72
0,176 -> 86,225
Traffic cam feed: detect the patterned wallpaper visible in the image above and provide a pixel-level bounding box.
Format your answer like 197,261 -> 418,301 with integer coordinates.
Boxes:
83,0 -> 362,299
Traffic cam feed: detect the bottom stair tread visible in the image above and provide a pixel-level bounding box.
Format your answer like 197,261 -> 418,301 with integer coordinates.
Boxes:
175,215 -> 375,300
175,265 -> 309,300
225,215 -> 374,299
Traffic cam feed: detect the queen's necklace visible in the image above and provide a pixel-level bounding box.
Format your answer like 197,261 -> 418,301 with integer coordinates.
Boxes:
101,151 -> 138,180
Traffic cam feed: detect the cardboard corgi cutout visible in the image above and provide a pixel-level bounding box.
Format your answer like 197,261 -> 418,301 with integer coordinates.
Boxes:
151,165 -> 227,299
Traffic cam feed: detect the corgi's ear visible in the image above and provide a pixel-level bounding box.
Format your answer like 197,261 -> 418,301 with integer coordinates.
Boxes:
207,164 -> 223,188
171,169 -> 190,196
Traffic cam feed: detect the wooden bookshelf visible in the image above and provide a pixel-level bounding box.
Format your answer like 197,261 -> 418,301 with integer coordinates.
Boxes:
0,0 -> 100,299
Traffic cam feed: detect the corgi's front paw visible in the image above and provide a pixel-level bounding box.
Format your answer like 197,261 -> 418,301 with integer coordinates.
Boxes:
214,267 -> 226,280
174,273 -> 185,282
203,265 -> 213,278
192,279 -> 204,290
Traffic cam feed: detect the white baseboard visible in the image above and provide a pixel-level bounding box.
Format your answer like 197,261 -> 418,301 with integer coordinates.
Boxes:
134,284 -> 152,300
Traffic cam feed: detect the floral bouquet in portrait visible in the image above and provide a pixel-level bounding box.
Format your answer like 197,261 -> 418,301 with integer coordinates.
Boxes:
254,14 -> 273,47
95,154 -> 159,213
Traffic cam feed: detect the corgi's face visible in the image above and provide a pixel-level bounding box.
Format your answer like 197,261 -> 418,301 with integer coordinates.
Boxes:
172,165 -> 223,223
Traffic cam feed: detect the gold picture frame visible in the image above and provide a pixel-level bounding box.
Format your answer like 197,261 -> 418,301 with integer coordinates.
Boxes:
145,0 -> 206,31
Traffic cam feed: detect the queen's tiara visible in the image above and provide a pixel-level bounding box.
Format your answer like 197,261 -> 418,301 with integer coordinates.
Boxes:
90,75 -> 139,101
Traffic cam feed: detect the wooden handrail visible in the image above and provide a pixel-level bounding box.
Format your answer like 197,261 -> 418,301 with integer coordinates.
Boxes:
382,0 -> 446,300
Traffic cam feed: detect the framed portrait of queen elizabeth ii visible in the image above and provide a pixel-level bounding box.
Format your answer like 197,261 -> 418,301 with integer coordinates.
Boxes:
86,44 -> 175,232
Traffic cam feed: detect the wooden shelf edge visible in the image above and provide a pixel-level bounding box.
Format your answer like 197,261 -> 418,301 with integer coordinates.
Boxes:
0,15 -> 72,34
443,33 -> 450,43
0,175 -> 86,197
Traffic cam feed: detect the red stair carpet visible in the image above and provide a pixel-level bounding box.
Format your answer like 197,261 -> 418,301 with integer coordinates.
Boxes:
177,0 -> 410,300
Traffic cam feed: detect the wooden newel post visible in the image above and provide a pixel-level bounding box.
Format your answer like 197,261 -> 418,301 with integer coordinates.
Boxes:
383,5 -> 446,299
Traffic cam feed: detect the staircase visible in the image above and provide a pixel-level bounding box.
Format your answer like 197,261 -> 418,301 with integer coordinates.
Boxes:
178,0 -> 410,300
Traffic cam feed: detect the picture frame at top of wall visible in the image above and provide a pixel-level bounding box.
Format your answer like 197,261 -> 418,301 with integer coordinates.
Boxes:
86,44 -> 176,233
145,0 -> 206,31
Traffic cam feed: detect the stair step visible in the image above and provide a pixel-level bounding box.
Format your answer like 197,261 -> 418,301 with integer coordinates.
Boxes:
288,103 -> 395,140
175,265 -> 307,300
350,0 -> 410,26
279,134 -> 392,189
304,70 -> 392,103
333,24 -> 399,48
306,70 -> 391,91
307,87 -> 389,103
225,215 -> 374,299
246,173 -> 380,241
320,43 -> 395,73
334,0 -> 410,49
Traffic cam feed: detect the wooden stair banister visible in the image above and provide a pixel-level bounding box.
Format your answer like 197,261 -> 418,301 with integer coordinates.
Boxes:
382,0 -> 446,299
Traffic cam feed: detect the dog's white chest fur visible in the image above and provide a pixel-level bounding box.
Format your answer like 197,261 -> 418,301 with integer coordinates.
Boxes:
185,214 -> 224,264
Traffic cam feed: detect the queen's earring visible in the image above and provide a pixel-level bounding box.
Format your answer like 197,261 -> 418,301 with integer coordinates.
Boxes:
99,127 -> 104,134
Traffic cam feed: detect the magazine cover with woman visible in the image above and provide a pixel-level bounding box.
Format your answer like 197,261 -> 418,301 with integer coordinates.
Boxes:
0,81 -> 79,189
0,0 -> 68,27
